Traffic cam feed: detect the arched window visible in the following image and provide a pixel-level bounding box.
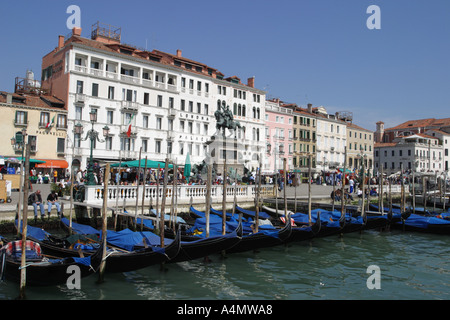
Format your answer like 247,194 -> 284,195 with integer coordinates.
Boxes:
238,104 -> 242,116
256,128 -> 260,141
233,103 -> 237,115
257,108 -> 260,119
253,107 -> 256,118
242,105 -> 246,117
217,100 -> 221,111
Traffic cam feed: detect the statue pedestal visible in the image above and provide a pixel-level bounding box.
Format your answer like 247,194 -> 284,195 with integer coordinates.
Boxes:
205,134 -> 245,177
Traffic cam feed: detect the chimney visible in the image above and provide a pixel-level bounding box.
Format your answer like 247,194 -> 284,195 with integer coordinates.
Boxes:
375,121 -> 385,143
247,77 -> 255,88
176,49 -> 182,58
307,103 -> 312,113
6,94 -> 12,104
72,27 -> 82,36
58,35 -> 65,50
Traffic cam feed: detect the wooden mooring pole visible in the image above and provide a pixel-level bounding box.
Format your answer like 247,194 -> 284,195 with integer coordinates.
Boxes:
19,142 -> 31,300
98,164 -> 110,283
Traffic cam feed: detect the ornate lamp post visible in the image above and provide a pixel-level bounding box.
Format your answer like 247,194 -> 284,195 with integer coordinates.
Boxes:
75,110 -> 110,185
11,128 -> 28,236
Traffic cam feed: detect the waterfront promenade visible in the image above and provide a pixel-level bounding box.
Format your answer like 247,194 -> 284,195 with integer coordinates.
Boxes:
0,182 -> 335,221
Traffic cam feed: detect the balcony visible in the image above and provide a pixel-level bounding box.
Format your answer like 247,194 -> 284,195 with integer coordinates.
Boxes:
121,74 -> 140,85
167,84 -> 178,93
142,79 -> 155,88
121,101 -> 138,111
90,68 -> 104,77
105,71 -> 119,80
167,131 -> 179,141
120,125 -> 137,135
153,81 -> 164,90
74,65 -> 88,74
71,65 -> 179,94
121,150 -> 138,159
75,93 -> 86,103
168,108 -> 177,118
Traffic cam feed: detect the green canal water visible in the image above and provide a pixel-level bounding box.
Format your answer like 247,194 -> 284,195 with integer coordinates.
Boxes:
0,228 -> 448,301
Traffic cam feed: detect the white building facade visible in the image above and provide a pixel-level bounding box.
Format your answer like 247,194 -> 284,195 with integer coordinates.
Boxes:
314,107 -> 347,172
374,134 -> 444,175
41,25 -> 265,173
425,129 -> 450,172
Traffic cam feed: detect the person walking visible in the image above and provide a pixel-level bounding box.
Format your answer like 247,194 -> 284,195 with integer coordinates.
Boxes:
349,178 -> 355,194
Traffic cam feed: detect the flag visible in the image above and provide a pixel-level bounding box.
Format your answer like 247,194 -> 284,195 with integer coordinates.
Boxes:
127,114 -> 134,138
46,115 -> 55,128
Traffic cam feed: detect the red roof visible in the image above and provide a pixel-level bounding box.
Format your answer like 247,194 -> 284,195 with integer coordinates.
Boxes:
0,92 -> 65,110
386,118 -> 450,131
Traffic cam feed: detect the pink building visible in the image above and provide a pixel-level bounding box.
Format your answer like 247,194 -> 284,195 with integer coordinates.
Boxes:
264,99 -> 294,174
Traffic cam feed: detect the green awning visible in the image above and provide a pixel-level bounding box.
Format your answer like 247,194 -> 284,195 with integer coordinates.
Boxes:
111,159 -> 173,169
16,157 -> 46,164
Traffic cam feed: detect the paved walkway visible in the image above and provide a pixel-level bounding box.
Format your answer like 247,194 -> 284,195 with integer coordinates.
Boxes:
0,183 -> 53,220
0,182 -> 335,221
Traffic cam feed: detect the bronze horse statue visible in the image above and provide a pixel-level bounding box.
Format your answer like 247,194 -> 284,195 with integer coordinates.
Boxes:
214,105 -> 242,137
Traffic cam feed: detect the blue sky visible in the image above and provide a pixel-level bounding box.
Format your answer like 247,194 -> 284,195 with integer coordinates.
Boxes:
0,0 -> 448,131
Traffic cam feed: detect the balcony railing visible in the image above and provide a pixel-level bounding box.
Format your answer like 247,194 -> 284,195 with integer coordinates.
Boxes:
90,68 -> 104,77
72,66 -> 179,93
75,93 -> 86,103
74,65 -> 88,73
121,74 -> 140,85
121,101 -> 138,110
120,125 -> 137,135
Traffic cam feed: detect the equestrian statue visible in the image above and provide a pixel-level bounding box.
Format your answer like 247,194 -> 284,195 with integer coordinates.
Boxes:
214,104 -> 242,137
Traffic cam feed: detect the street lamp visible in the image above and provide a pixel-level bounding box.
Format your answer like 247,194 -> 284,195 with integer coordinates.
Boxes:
77,110 -> 110,185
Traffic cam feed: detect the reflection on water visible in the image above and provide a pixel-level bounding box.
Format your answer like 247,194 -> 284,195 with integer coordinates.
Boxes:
1,229 -> 449,300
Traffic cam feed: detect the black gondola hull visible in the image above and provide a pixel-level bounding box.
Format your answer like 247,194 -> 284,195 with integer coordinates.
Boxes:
30,229 -> 181,273
168,234 -> 241,263
0,242 -> 104,287
2,257 -> 96,287
225,223 -> 292,254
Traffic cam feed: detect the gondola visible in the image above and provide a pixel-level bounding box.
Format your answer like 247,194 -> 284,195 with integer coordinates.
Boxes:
281,213 -> 322,242
391,213 -> 450,235
235,205 -> 271,220
62,217 -> 242,264
0,237 -> 104,287
363,211 -> 393,230
261,206 -> 347,238
367,204 -> 411,226
25,218 -> 182,273
364,204 -> 450,234
297,211 -> 344,237
187,206 -> 293,254
168,223 -> 242,263
247,205 -> 322,240
224,218 -> 292,254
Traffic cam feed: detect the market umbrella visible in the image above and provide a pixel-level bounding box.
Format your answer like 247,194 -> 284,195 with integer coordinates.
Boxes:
111,159 -> 172,169
184,152 -> 191,183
